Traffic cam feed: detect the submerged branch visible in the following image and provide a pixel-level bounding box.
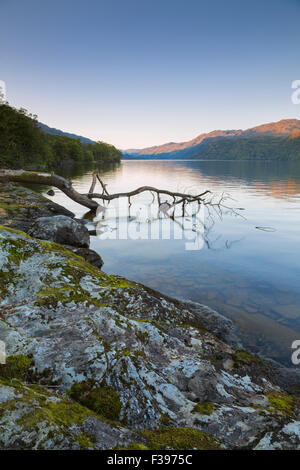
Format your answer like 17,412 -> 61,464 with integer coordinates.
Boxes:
86,186 -> 211,202
0,170 -> 240,221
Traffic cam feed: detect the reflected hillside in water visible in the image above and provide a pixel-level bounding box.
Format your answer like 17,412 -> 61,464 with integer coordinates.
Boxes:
135,160 -> 300,201
40,159 -> 300,203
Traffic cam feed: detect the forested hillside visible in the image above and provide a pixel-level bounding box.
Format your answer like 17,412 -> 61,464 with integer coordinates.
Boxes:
191,135 -> 300,160
0,104 -> 122,169
125,119 -> 300,160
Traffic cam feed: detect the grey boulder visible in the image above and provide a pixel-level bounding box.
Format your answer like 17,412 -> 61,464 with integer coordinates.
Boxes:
28,215 -> 90,248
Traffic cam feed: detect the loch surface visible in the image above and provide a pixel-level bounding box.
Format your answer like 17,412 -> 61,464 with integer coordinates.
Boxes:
48,160 -> 300,365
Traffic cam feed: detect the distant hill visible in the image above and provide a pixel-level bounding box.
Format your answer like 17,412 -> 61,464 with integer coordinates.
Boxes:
38,122 -> 96,144
125,119 -> 300,160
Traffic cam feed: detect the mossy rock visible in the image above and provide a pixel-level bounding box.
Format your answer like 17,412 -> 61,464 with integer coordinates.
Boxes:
68,381 -> 122,421
192,402 -> 215,415
160,413 -> 172,425
0,380 -> 97,449
0,355 -> 33,381
266,392 -> 294,415
114,443 -> 149,450
139,427 -> 220,450
232,349 -> 261,366
1,238 -> 27,264
0,201 -> 28,216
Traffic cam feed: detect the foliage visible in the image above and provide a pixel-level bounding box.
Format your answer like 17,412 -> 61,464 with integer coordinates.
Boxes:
192,402 -> 215,415
192,135 -> 300,161
266,392 -> 294,415
0,104 -> 122,169
67,380 -> 122,421
232,349 -> 261,366
139,427 -> 220,450
0,355 -> 33,380
114,443 -> 149,450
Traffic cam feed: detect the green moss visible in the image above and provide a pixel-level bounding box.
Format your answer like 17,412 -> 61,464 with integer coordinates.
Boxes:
39,239 -> 85,260
192,402 -> 215,415
0,271 -> 18,297
117,347 -> 146,360
37,368 -> 62,386
139,427 -> 220,450
0,202 -> 27,216
34,247 -> 139,308
19,399 -> 93,429
126,317 -> 149,323
160,413 -> 172,425
0,225 -> 30,237
266,392 -> 294,415
68,381 -> 122,421
74,432 -> 96,449
0,379 -> 96,436
35,286 -> 102,308
0,380 -> 98,448
115,443 -> 149,450
232,349 -> 261,366
15,190 -> 30,198
0,377 -> 23,388
119,347 -> 132,357
0,377 -> 130,448
1,226 -> 142,311
199,354 -> 219,362
0,236 -> 28,267
0,355 -> 33,380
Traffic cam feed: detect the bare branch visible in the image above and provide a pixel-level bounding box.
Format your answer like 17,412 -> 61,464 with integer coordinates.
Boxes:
88,173 -> 97,195
96,173 -> 109,196
0,171 -> 242,230
0,169 -> 99,210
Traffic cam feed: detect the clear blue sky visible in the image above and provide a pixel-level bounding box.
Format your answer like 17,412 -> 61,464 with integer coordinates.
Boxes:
1,0 -> 300,149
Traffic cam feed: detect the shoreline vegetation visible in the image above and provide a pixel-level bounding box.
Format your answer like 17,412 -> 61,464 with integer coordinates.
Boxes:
0,104 -> 122,170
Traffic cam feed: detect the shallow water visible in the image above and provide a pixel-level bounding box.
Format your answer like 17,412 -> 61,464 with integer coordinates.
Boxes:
46,160 -> 300,365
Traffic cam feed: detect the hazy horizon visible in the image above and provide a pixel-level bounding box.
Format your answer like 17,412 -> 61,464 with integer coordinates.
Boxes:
1,0 -> 300,149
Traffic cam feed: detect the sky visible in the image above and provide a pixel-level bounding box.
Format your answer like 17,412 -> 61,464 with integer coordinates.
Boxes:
1,0 -> 300,149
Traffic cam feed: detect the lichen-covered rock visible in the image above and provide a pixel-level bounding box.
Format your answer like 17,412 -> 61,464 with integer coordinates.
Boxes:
0,225 -> 300,450
181,299 -> 242,348
0,184 -> 103,269
254,421 -> 300,450
28,215 -> 90,248
0,378 -> 145,450
0,182 -> 74,233
65,246 -> 104,269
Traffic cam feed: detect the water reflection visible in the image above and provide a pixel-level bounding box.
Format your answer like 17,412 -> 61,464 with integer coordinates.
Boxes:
45,160 -> 300,366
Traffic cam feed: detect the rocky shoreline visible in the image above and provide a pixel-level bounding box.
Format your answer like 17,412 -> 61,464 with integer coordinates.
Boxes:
0,182 -> 300,450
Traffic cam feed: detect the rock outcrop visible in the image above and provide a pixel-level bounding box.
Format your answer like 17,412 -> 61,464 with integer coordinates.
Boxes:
0,182 -> 103,269
28,215 -> 90,248
0,225 -> 300,449
0,182 -> 74,232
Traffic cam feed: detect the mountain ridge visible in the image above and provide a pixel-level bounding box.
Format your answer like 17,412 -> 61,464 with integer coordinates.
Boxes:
38,122 -> 96,144
125,119 -> 300,159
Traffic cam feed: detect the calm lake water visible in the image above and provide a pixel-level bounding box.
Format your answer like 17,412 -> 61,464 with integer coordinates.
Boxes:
46,160 -> 300,366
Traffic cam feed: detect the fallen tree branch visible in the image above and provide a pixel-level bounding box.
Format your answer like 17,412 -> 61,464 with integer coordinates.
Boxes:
0,170 -> 234,220
0,170 -> 99,210
96,173 -> 109,196
86,185 -> 211,202
88,173 -> 97,196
